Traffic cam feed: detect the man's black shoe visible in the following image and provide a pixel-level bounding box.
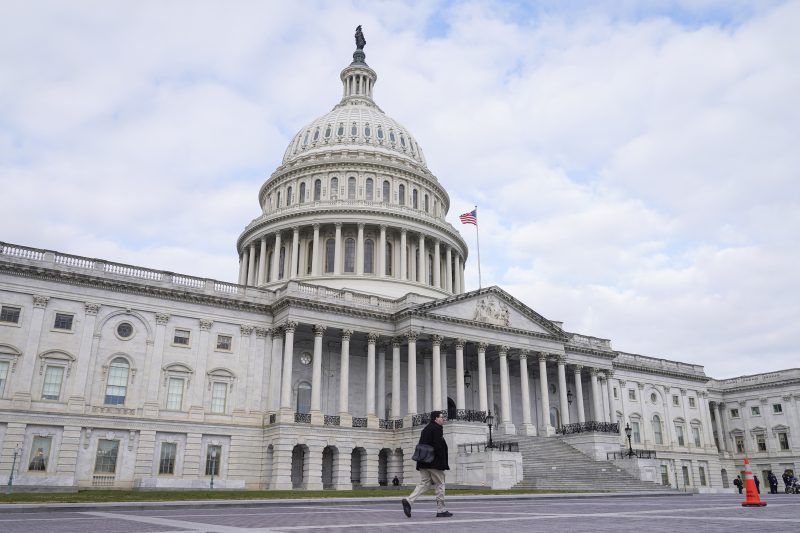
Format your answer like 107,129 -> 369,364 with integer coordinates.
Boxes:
436,511 -> 453,517
401,499 -> 411,518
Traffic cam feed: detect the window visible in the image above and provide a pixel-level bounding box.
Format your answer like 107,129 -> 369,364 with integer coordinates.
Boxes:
344,238 -> 355,273
166,378 -> 184,410
412,189 -> 418,209
276,191 -> 281,207
365,178 -> 373,201
210,382 -> 227,413
306,241 -> 314,275
216,335 -> 232,351
53,312 -> 73,330
0,305 -> 21,323
159,442 -> 176,474
347,177 -> 356,199
382,180 -> 390,203
330,177 -> 338,198
314,179 -> 321,201
672,395 -> 680,406
377,125 -> 384,140
364,239 -> 374,274
675,424 -> 685,446
104,357 -> 129,405
325,239 -> 335,273
650,392 -> 657,403
385,242 -> 393,276
350,123 -> 357,136
94,439 -> 119,473
692,427 -> 701,447
735,435 -> 745,453
398,184 -> 405,206
652,415 -> 663,445
424,194 -> 429,212
751,406 -> 761,416
682,465 -> 691,486
427,254 -> 433,285
631,421 -> 641,444
205,445 -> 222,476
41,366 -> 64,400
730,408 -> 740,418
364,124 -> 371,137
773,404 -> 783,414
628,389 -> 636,401
757,434 -> 767,451
302,130 -> 309,147
28,436 -> 51,471
778,432 -> 789,450
389,130 -> 396,143
0,361 -> 9,396
337,123 -> 344,136
313,127 -> 320,142
689,397 -> 696,408
660,465 -> 670,486
173,329 -> 190,346
299,182 -> 306,204
296,382 -> 311,414
116,322 -> 133,339
699,466 -> 707,486
325,125 -> 331,138
286,186 -> 293,206
613,387 -> 618,399
278,246 -> 286,279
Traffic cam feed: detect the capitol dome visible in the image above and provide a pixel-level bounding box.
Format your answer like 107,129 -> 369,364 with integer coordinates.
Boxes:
236,30 -> 468,299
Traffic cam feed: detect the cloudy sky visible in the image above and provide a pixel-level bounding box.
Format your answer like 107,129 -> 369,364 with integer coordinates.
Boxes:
2,1 -> 798,378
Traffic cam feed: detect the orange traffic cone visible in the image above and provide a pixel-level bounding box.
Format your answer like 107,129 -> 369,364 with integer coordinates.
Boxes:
741,457 -> 767,507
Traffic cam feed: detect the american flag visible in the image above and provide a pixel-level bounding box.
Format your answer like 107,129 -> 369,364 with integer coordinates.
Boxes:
459,208 -> 477,225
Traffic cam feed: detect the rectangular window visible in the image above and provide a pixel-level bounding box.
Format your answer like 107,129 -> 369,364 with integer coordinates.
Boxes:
613,387 -> 618,399
699,466 -> 707,486
216,335 -> 232,351
672,395 -> 679,406
675,425 -> 685,446
631,421 -> 641,444
94,439 -> 120,473
173,328 -> 190,345
53,312 -> 74,330
757,434 -> 767,451
778,432 -> 789,450
689,397 -> 696,408
735,436 -> 745,453
773,404 -> 783,414
692,427 -> 701,447
0,305 -> 21,323
730,408 -> 740,418
751,406 -> 761,416
205,445 -> 222,476
166,378 -> 184,410
104,363 -> 128,405
660,465 -> 670,486
682,465 -> 691,486
28,436 -> 52,471
41,366 -> 64,400
210,382 -> 227,413
628,389 -> 636,401
158,442 -> 176,475
0,360 -> 9,396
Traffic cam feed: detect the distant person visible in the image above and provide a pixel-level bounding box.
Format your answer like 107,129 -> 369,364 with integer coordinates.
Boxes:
768,471 -> 778,494
754,474 -> 761,494
392,476 -> 400,487
402,410 -> 452,518
783,470 -> 791,493
734,475 -> 743,494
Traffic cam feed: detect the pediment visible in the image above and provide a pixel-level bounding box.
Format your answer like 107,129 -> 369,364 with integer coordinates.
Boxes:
408,286 -> 565,337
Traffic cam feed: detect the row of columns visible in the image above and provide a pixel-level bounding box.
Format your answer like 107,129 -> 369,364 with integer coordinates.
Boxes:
237,224 -> 466,292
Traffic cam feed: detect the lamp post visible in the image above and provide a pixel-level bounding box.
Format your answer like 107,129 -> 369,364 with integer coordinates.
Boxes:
485,411 -> 495,449
567,389 -> 573,405
624,423 -> 634,458
209,448 -> 218,489
6,445 -> 20,495
464,369 -> 471,389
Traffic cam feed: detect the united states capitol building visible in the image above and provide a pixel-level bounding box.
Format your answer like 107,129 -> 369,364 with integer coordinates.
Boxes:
1,31 -> 798,493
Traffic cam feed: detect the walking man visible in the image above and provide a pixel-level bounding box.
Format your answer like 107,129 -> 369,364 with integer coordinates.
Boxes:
402,410 -> 451,518
734,475 -> 743,494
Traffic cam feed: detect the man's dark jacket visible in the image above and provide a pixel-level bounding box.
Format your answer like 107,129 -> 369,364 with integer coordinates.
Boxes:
415,421 -> 449,471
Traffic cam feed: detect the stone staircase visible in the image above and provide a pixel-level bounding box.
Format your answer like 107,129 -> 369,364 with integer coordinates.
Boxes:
497,434 -> 672,491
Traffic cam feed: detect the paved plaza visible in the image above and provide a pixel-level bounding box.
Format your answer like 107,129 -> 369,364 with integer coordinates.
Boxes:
1,493 -> 798,533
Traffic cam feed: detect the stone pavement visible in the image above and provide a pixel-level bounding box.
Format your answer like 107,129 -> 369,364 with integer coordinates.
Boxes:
0,492 -> 797,532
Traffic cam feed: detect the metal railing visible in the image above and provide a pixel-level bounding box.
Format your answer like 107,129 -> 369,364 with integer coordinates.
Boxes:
607,449 -> 658,460
458,441 -> 519,454
323,415 -> 340,426
454,409 -> 487,423
557,421 -> 620,435
352,417 -> 367,428
294,412 -> 311,423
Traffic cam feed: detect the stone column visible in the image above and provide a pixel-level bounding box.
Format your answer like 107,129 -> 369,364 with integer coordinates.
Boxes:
445,246 -> 452,292
305,445 -> 323,490
557,356 -> 570,426
606,371 -> 617,424
279,321 -> 297,417
255,327 -> 271,412
238,250 -> 247,285
338,330 -> 352,422
400,229 -> 407,280
418,234 -> 426,284
498,346 -> 514,434
440,345 -> 448,412
67,302 -> 101,410
257,236 -> 268,285
391,338 -> 401,418
271,232 -> 282,282
268,328 -> 283,412
290,227 -> 300,279
433,240 -> 441,288
247,242 -> 257,285
312,223 -> 320,276
334,223 -> 342,275
454,256 -> 462,293
455,339 -> 465,412
519,351 -> 535,435
574,365 -> 586,423
458,256 -> 465,292
310,325 -> 325,422
662,386 -> 675,445
714,402 -> 727,452
539,353 -> 553,435
356,223 -> 365,276
366,333 -> 377,421
378,225 -> 386,278
423,352 -> 432,412
637,383 -> 650,445
487,366 -> 495,416
377,343 -> 386,420
701,392 -> 716,449
589,368 -> 601,422
680,388 -> 691,447
431,335 -> 442,411
189,319 -> 213,416
477,342 -> 488,413
144,312 -> 169,413
406,332 -> 418,415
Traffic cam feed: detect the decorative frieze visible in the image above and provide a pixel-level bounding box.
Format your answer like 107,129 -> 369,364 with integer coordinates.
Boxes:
32,294 -> 49,308
84,302 -> 101,315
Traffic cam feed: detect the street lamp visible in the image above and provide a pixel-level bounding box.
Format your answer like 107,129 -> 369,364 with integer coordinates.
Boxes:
464,369 -> 471,389
567,389 -> 573,405
6,445 -> 20,495
209,448 -> 218,489
624,423 -> 634,458
485,411 -> 495,449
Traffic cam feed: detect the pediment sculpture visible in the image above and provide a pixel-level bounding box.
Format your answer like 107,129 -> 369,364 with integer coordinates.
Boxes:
474,297 -> 510,326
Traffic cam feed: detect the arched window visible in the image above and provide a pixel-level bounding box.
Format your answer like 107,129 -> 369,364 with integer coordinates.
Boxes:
296,381 -> 311,414
314,179 -> 321,201
330,177 -> 338,199
364,239 -> 374,274
299,183 -> 306,204
344,238 -> 355,273
398,184 -> 405,206
276,191 -> 281,207
365,178 -> 373,201
385,242 -> 393,276
424,194 -> 429,212
382,180 -> 390,203
286,186 -> 293,206
348,177 -> 356,200
313,127 -> 320,142
325,239 -> 335,273
377,125 -> 384,140
412,189 -> 418,209
104,357 -> 129,405
652,415 -> 664,445
306,241 -> 314,275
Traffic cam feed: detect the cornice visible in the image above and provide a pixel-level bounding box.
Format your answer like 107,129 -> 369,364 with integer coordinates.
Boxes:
271,295 -> 394,323
611,360 -> 709,383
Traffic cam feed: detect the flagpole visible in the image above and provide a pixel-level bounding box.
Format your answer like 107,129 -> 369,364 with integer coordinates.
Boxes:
475,205 -> 482,289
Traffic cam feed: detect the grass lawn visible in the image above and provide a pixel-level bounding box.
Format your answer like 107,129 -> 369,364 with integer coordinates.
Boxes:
0,487 -> 589,504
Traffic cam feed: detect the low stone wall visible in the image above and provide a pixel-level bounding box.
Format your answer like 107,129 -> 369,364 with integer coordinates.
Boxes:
456,449 -> 523,489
